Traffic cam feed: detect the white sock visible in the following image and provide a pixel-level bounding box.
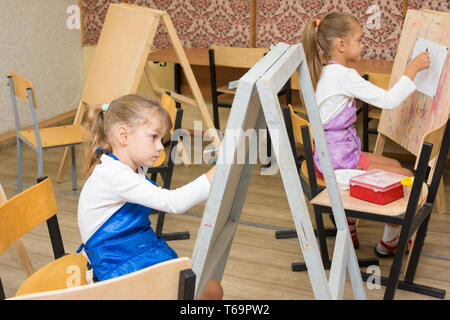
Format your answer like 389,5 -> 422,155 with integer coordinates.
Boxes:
381,223 -> 401,247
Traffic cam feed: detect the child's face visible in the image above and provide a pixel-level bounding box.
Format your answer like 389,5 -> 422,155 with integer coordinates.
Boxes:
346,24 -> 364,62
125,119 -> 165,170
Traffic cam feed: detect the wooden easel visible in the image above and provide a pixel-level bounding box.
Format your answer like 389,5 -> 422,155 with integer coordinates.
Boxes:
56,3 -> 220,182
374,9 -> 450,213
191,43 -> 366,300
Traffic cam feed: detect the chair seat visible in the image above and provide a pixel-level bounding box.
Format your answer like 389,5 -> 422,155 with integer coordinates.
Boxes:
15,252 -> 88,297
310,183 -> 428,216
19,124 -> 85,149
368,107 -> 381,120
300,161 -> 326,187
217,85 -> 236,95
153,150 -> 166,168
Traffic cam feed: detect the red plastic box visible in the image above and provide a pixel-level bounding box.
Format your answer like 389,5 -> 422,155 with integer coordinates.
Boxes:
349,169 -> 406,205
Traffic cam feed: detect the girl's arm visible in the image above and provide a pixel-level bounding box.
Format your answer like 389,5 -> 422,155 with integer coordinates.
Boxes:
343,52 -> 430,110
111,167 -> 212,214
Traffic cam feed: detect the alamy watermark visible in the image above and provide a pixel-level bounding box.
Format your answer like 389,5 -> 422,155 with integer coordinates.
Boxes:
169,121 -> 278,173
66,4 -> 81,30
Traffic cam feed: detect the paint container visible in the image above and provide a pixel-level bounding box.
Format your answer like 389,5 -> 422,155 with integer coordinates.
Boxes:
349,169 -> 406,205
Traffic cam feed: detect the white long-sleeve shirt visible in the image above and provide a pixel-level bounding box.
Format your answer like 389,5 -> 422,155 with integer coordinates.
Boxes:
316,64 -> 416,124
78,154 -> 211,243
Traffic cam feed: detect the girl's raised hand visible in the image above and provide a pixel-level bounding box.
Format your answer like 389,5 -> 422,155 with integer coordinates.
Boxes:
405,51 -> 430,80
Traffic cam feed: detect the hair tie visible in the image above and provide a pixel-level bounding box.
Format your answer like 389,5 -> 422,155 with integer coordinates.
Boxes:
316,19 -> 321,28
102,104 -> 110,112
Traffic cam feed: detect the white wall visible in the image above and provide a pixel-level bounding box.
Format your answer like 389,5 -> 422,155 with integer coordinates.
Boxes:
0,0 -> 83,135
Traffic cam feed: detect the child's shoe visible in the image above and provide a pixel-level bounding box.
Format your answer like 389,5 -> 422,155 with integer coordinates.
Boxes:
374,238 -> 412,258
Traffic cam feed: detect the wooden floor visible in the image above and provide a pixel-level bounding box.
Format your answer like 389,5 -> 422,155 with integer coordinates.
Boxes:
1,113 -> 450,300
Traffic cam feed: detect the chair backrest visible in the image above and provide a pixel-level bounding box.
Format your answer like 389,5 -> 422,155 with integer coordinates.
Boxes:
9,257 -> 193,300
0,178 -> 58,257
159,92 -> 183,171
209,45 -> 268,68
8,71 -> 37,108
0,183 -> 34,279
161,92 -> 177,135
287,104 -> 313,150
7,72 -> 42,146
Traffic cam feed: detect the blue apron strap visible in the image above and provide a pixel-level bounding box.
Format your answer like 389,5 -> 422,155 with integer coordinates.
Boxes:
96,148 -> 119,160
76,243 -> 85,254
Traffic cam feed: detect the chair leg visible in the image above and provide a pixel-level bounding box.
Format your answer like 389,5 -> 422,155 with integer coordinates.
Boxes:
383,223 -> 411,300
363,103 -> 369,152
404,214 -> 431,284
313,207 -> 332,268
261,129 -> 272,169
213,103 -> 220,130
71,146 -> 77,190
291,210 -> 378,272
17,138 -> 23,193
37,148 -> 43,180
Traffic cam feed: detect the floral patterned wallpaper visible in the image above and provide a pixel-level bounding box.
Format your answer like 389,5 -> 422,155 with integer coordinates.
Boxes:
81,0 -> 252,48
82,0 -> 449,59
256,0 -> 449,59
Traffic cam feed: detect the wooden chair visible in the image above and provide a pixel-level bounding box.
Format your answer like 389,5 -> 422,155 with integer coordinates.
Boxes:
208,45 -> 269,130
277,106 -> 378,271
361,72 -> 390,152
275,105 -> 330,239
0,177 -> 88,299
10,257 -> 195,300
147,92 -> 188,241
7,72 -> 85,192
308,118 -> 450,299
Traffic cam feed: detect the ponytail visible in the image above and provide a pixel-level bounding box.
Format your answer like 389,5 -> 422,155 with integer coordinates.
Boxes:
302,19 -> 323,91
84,104 -> 112,177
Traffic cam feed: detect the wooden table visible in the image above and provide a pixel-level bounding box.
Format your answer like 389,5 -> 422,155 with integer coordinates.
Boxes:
148,47 -> 394,73
148,47 -> 209,66
147,47 -> 394,96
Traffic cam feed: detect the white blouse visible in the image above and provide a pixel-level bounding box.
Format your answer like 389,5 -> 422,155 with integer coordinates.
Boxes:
315,63 -> 416,124
78,154 -> 210,243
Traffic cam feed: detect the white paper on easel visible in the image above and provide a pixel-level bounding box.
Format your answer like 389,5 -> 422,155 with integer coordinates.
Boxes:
411,38 -> 448,98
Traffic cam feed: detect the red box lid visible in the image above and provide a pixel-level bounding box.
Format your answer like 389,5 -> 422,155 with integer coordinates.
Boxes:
349,169 -> 407,192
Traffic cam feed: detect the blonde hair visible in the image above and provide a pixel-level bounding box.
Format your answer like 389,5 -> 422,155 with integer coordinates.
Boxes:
84,94 -> 172,176
303,12 -> 360,90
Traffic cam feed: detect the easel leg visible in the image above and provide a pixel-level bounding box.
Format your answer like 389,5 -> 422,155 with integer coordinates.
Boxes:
162,13 -> 221,149
212,241 -> 233,283
373,133 -> 386,156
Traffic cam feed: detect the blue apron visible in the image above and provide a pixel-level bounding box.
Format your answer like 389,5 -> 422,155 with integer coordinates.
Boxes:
77,151 -> 178,282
